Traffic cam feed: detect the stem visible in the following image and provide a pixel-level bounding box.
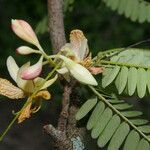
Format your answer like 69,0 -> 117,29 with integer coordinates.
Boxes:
0,115 -> 17,141
37,44 -> 56,67
0,98 -> 32,141
89,85 -> 150,142
45,62 -> 62,81
97,48 -> 124,59
99,60 -> 150,69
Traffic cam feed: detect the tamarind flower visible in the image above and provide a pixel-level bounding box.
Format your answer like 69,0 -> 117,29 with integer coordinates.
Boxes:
59,55 -> 98,86
58,30 -> 104,85
11,19 -> 39,47
0,56 -> 58,123
61,30 -> 89,62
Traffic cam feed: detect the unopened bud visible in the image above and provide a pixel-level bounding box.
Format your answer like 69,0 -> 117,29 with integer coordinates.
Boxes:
16,46 -> 40,55
11,19 -> 39,46
21,56 -> 43,80
59,55 -> 98,86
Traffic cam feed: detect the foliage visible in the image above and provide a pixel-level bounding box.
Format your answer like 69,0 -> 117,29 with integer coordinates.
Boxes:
102,0 -> 150,23
64,0 -> 75,12
0,21 -> 98,141
76,86 -> 150,149
95,48 -> 150,98
0,0 -> 150,149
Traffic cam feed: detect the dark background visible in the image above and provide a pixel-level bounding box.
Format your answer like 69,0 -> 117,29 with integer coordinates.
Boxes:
0,0 -> 149,149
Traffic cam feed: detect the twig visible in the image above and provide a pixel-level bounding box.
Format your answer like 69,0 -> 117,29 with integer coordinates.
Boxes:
47,0 -> 66,53
58,83 -> 72,132
58,81 -> 76,132
46,1 -> 85,149
43,124 -> 72,150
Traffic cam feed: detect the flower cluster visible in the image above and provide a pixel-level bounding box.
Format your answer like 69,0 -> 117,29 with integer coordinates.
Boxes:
0,19 -> 101,139
0,19 -> 58,123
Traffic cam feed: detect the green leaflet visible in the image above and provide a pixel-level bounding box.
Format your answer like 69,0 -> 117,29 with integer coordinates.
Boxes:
118,0 -> 126,15
117,49 -> 135,62
147,5 -> 150,23
123,130 -> 140,150
107,99 -> 124,104
102,67 -> 112,76
115,66 -> 128,94
137,138 -> 150,150
75,97 -> 97,120
131,0 -> 139,22
121,111 -> 142,117
130,119 -> 149,126
137,125 -> 150,134
102,0 -> 150,23
128,67 -> 138,96
138,2 -> 146,23
91,108 -> 113,139
87,101 -> 105,130
108,122 -> 130,150
125,0 -> 134,18
76,88 -> 150,149
97,115 -> 121,148
110,0 -> 119,11
99,48 -> 150,98
102,0 -> 108,3
127,50 -> 143,65
113,103 -> 133,110
137,68 -> 147,98
105,0 -> 111,7
146,69 -> 150,94
102,66 -> 120,88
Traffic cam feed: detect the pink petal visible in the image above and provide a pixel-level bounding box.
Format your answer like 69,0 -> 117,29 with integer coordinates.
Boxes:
21,57 -> 43,80
89,67 -> 105,75
11,19 -> 39,46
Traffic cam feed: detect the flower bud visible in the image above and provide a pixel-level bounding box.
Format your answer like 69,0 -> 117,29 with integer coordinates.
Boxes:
21,56 -> 43,80
16,62 -> 34,93
11,19 -> 39,46
59,55 -> 98,86
16,46 -> 40,55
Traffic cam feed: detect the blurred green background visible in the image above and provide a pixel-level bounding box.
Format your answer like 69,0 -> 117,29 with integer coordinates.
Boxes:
0,0 -> 149,149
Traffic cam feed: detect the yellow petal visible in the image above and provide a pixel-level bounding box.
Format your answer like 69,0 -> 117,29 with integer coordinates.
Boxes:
18,100 -> 32,123
34,90 -> 51,100
31,99 -> 41,113
0,78 -> 25,99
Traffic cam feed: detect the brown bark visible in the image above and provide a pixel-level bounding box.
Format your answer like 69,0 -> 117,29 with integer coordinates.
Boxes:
47,0 -> 66,53
45,0 -> 85,149
58,83 -> 73,132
